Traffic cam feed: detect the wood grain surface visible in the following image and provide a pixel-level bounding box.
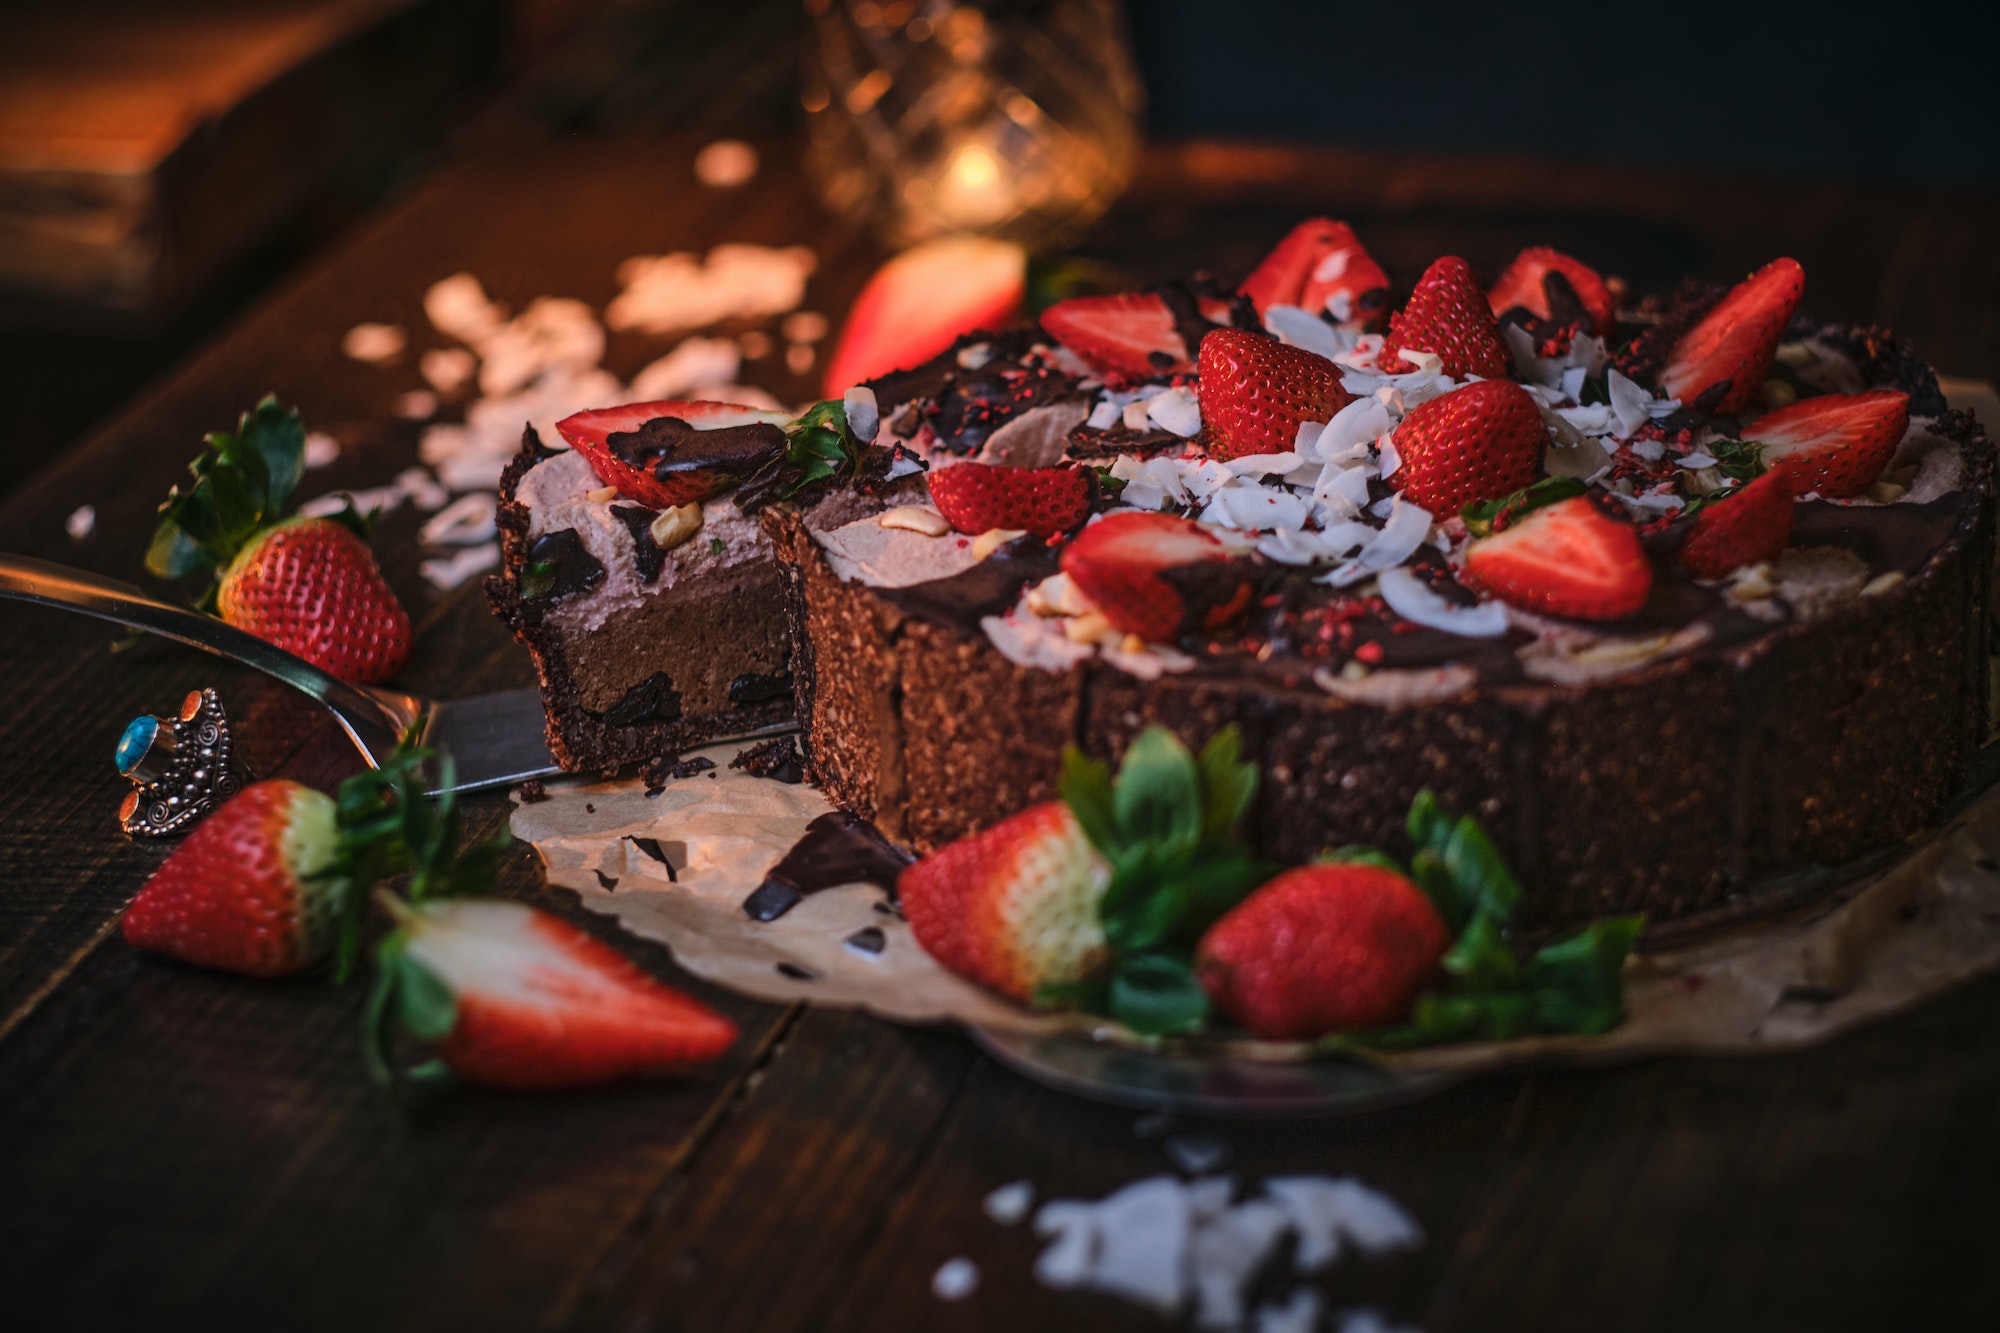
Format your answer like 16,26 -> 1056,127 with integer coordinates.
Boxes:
0,136 -> 1995,1332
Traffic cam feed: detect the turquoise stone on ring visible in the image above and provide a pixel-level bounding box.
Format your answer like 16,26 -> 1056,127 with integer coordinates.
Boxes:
116,715 -> 159,775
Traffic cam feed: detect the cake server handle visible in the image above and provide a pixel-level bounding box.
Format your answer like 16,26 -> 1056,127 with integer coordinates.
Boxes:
0,551 -> 415,765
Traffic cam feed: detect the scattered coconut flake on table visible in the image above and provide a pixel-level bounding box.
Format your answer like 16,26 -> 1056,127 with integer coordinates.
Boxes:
395,390 -> 438,421
931,1256 -> 980,1300
303,432 -> 341,468
419,543 -> 500,592
606,244 -> 817,335
983,1179 -> 1035,1225
1006,1172 -> 1423,1331
628,337 -> 742,400
420,345 -> 477,394
65,504 -> 94,540
342,321 -> 405,363
781,310 -> 828,343
693,138 -> 759,187
424,273 -> 506,344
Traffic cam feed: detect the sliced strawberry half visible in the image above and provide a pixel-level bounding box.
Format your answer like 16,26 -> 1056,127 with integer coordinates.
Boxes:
1460,495 -> 1652,621
823,236 -> 1027,395
558,399 -> 791,507
377,898 -> 739,1091
1658,257 -> 1805,416
1740,389 -> 1909,498
1378,255 -> 1510,379
1197,327 -> 1354,462
1039,292 -> 1191,378
1240,218 -> 1390,328
1679,469 -> 1794,578
927,462 -> 1093,537
1059,512 -> 1251,643
1487,246 -> 1616,337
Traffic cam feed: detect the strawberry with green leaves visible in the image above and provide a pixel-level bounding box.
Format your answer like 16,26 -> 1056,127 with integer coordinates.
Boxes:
1377,255 -> 1511,379
370,897 -> 739,1091
1197,327 -> 1354,461
1387,378 -> 1547,514
902,726 -> 1269,1034
1196,863 -> 1450,1040
926,461 -> 1094,537
148,397 -> 411,685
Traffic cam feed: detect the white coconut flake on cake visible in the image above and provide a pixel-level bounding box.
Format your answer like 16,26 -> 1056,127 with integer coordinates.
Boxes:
1606,367 -> 1654,438
815,513 -> 986,588
1376,567 -> 1509,638
1263,303 -> 1345,361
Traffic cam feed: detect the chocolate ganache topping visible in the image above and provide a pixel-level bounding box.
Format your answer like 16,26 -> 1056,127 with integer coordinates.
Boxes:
608,415 -> 788,487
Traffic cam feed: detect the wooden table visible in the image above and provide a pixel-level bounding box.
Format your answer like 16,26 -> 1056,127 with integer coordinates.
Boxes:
2,137 -> 1996,1332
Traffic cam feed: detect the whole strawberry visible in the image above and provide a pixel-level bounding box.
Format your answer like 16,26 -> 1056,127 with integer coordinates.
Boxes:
899,801 -> 1112,1003
1196,864 -> 1451,1040
1679,469 -> 1793,578
1658,257 -> 1804,416
1378,256 -> 1510,379
373,898 -> 740,1090
1389,379 -> 1546,514
217,516 -> 413,685
148,397 -> 412,685
927,461 -> 1093,537
1197,327 -> 1354,461
122,779 -> 346,978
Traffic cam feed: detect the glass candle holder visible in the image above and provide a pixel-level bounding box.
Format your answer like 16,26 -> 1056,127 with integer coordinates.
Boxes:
802,0 -> 1144,253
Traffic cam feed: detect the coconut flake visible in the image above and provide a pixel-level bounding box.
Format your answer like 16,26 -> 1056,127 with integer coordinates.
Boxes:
983,612 -> 1093,672
1147,386 -> 1203,437
984,1180 -> 1035,1225
931,1257 -> 980,1300
1189,1200 -> 1290,1330
65,504 -> 94,540
1032,1202 -> 1100,1288
419,492 -> 498,547
629,337 -> 742,400
1263,304 -> 1344,361
1376,566 -> 1508,638
1264,1176 -> 1423,1272
1087,398 -> 1122,430
1606,367 -> 1654,438
1677,450 -> 1718,469
1086,1177 -> 1192,1314
419,541 -> 499,591
841,384 -> 880,442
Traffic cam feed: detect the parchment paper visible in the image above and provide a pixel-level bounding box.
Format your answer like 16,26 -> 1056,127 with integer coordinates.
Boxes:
512,739 -> 2000,1075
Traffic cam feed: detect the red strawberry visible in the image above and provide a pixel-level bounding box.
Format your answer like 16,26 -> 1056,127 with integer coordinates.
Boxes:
558,399 -> 792,508
1460,494 -> 1652,621
1197,327 -> 1354,461
1487,246 -> 1616,337
1195,864 -> 1450,1040
823,236 -> 1026,395
148,397 -> 412,685
377,899 -> 738,1090
217,516 -> 413,685
927,462 -> 1093,537
899,801 -> 1112,1003
1240,218 -> 1390,327
1059,512 -> 1252,643
122,780 -> 345,978
1740,389 -> 1909,498
1679,469 -> 1793,578
1388,379 -> 1546,514
1040,292 -> 1191,377
1659,257 -> 1805,415
1377,256 -> 1510,379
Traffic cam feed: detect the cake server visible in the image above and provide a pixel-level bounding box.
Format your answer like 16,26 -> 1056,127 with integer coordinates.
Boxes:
0,552 -> 561,794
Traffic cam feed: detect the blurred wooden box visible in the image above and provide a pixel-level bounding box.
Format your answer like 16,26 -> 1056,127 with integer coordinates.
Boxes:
0,0 -> 501,330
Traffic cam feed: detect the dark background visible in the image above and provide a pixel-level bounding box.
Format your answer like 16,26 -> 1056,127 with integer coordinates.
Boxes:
1,0 -> 1994,501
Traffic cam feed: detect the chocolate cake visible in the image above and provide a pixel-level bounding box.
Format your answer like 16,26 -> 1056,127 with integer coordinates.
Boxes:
765,269 -> 1994,933
489,228 -> 1994,934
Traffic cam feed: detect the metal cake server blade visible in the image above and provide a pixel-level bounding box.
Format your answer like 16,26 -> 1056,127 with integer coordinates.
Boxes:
0,552 -> 562,794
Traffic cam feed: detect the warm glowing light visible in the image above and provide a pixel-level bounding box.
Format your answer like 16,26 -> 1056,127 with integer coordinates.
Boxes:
934,142 -> 1016,228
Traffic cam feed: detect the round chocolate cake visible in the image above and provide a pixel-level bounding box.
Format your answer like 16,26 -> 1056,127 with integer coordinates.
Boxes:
766,247 -> 1995,934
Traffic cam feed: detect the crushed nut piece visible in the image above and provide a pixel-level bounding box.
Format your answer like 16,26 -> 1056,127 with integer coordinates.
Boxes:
1065,611 -> 1112,643
1861,571 -> 1906,597
650,502 -> 704,550
973,527 -> 1028,560
586,485 -> 619,504
878,506 -> 950,536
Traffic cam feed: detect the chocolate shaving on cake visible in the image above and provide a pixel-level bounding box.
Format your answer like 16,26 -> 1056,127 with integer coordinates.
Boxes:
611,505 -> 668,583
604,672 -> 683,728
731,735 -> 805,783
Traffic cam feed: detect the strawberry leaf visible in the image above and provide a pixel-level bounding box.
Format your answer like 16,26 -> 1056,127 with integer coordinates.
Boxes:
1526,915 -> 1645,1034
1440,912 -> 1517,990
1442,815 -> 1520,926
1321,845 -> 1410,876
1058,747 -> 1122,857
147,396 -> 308,582
1196,725 -> 1257,844
1108,952 -> 1210,1037
1110,726 -> 1203,860
1462,477 -> 1586,538
395,950 -> 459,1042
